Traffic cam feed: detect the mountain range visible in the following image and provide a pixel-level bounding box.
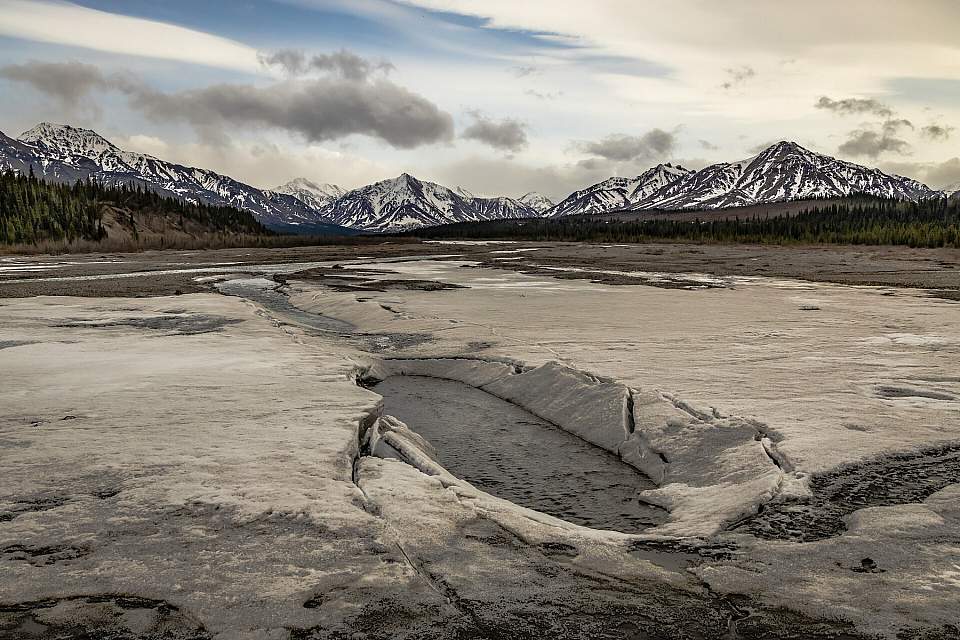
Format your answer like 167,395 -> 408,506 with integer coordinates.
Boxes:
0,123 -> 953,234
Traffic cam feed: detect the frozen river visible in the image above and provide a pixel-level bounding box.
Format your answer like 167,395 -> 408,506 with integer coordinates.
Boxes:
375,375 -> 665,533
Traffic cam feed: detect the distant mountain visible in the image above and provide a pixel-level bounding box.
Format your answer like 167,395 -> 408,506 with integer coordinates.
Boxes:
943,182 -> 960,199
4,125 -> 949,233
269,177 -> 345,211
0,123 -> 344,233
631,141 -> 941,211
547,164 -> 692,217
322,173 -> 539,232
519,191 -> 554,213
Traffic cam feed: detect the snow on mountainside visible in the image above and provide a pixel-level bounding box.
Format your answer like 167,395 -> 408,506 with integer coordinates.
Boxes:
943,182 -> 960,199
269,177 -> 345,211
547,164 -> 692,217
519,191 -> 554,213
632,141 -> 941,211
2,123 -> 336,230
322,173 -> 540,232
4,125 -> 948,233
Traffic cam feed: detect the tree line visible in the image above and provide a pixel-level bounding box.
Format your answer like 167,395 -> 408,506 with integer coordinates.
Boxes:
0,168 -> 268,245
408,197 -> 960,248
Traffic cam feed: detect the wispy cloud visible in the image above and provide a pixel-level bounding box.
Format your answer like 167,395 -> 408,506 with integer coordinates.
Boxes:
920,123 -> 954,141
815,96 -> 893,117
721,65 -> 756,90
0,0 -> 260,72
258,49 -> 394,80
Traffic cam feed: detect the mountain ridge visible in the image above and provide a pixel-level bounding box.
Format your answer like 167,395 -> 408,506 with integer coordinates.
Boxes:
628,141 -> 940,212
0,123 -> 951,233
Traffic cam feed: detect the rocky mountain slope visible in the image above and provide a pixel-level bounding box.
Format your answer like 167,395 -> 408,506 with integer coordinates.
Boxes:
269,178 -> 345,211
321,173 -> 539,232
519,192 -> 554,213
547,164 -> 692,217
2,124 -> 950,232
2,124 -> 340,232
631,141 -> 941,211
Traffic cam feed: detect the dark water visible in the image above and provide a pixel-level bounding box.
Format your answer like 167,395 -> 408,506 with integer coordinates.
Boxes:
735,442 -> 960,541
374,375 -> 665,533
216,278 -> 352,333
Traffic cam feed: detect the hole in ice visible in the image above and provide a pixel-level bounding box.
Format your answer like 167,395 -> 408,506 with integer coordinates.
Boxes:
374,375 -> 666,534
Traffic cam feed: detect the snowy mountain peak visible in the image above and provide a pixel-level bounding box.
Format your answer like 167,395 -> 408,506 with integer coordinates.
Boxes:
546,163 -> 694,217
19,122 -> 121,156
270,177 -> 345,211
320,172 -> 541,232
2,123 -> 341,232
274,177 -> 345,198
518,191 -> 554,213
632,141 -> 939,211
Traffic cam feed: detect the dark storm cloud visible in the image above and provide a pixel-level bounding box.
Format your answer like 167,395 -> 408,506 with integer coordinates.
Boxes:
921,123 -> 954,141
721,65 -> 756,90
1,59 -> 452,149
129,79 -> 453,148
815,96 -> 894,117
257,48 -> 394,81
573,130 -> 676,162
836,117 -> 914,159
461,112 -> 529,152
0,60 -> 129,104
838,129 -> 911,159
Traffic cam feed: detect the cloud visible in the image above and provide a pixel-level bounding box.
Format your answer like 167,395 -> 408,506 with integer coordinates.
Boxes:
524,89 -> 563,100
461,112 -> 528,152
513,65 -> 539,77
921,123 -> 954,141
698,139 -> 719,151
815,96 -> 923,160
0,61 -> 114,105
834,117 -> 914,160
882,118 -> 914,133
1,60 -> 453,149
721,65 -> 756,90
0,0 -> 259,72
573,129 -> 676,162
926,157 -> 960,188
815,96 -> 894,117
838,129 -> 911,159
258,49 -> 394,80
880,157 -> 960,189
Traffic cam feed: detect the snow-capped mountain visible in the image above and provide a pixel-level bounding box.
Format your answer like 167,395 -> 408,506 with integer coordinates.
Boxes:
547,164 -> 692,217
519,191 -> 554,213
466,195 -> 536,221
269,178 -> 345,211
0,123 -> 339,231
632,141 -> 941,211
322,173 -> 540,232
4,125 -> 949,233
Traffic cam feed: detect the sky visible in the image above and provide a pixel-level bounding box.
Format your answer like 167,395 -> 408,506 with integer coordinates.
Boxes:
1,0 -> 958,200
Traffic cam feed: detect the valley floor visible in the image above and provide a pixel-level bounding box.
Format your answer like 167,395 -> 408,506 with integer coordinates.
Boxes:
1,241 -> 959,639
